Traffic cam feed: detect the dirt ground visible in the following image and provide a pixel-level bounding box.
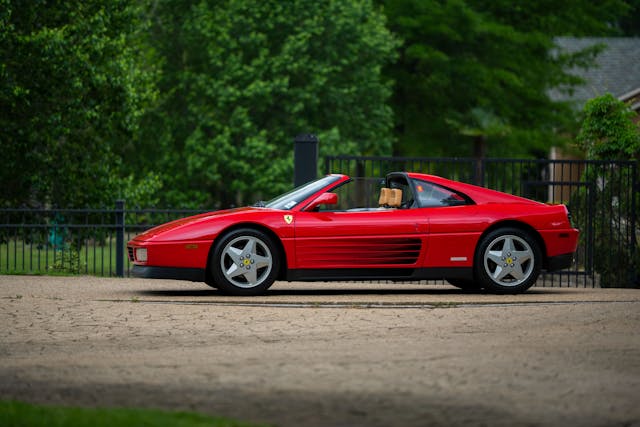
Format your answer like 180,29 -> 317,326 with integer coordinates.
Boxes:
1,275 -> 639,427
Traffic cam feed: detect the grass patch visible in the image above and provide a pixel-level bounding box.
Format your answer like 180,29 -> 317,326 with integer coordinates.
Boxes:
0,400 -> 270,427
0,240 -> 122,276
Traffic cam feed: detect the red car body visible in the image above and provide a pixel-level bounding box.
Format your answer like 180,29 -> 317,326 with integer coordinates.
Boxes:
128,172 -> 579,295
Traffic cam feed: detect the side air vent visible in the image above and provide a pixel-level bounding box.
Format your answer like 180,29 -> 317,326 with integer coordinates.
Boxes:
298,237 -> 422,266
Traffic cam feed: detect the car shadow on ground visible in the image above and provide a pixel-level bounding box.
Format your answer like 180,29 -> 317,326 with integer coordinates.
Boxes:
132,287 -> 564,298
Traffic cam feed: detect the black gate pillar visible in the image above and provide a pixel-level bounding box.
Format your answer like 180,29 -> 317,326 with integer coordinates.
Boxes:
294,133 -> 318,187
115,199 -> 125,277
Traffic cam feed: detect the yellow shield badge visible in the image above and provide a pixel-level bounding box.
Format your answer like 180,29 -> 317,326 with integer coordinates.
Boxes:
284,215 -> 293,224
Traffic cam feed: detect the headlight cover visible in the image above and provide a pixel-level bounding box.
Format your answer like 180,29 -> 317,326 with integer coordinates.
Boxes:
135,247 -> 148,262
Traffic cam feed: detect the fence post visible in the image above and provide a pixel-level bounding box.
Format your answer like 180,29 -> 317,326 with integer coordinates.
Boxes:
294,133 -> 318,187
115,200 -> 125,277
631,162 -> 638,286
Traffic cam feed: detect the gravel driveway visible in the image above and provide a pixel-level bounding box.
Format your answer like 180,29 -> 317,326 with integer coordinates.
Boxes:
1,275 -> 639,427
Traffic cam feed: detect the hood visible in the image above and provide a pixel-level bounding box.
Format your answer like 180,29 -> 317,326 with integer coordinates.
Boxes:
133,207 -> 258,240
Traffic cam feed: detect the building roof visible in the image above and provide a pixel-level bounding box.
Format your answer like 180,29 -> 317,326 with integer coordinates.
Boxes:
549,37 -> 640,108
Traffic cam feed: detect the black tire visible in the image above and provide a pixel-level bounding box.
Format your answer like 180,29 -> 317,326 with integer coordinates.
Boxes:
474,227 -> 541,294
446,278 -> 482,291
204,278 -> 218,289
210,228 -> 280,296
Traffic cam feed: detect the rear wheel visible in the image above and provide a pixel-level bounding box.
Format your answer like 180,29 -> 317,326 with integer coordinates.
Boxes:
210,228 -> 280,296
475,227 -> 541,294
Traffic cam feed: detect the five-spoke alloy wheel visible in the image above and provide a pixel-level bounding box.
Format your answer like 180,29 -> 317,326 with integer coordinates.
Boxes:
475,227 -> 541,293
210,228 -> 280,295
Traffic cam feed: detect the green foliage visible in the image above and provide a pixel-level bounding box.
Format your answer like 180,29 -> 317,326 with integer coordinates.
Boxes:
569,164 -> 639,288
0,399 -> 269,427
618,0 -> 640,35
49,247 -> 82,275
571,95 -> 640,287
3,0 -> 638,210
576,93 -> 640,159
117,172 -> 164,208
134,0 -> 398,208
0,0 -> 157,208
381,0 -> 632,158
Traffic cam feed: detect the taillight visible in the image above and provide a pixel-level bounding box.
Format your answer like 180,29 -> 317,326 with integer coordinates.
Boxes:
565,206 -> 575,228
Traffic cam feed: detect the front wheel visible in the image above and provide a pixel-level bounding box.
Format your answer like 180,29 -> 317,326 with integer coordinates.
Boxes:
475,228 -> 542,294
210,228 -> 280,296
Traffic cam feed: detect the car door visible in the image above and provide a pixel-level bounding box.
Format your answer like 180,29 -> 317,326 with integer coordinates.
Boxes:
410,178 -> 481,268
293,209 -> 427,269
419,205 -> 480,268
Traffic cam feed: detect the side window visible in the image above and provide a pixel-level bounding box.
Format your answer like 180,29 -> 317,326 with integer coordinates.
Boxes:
317,178 -> 382,211
414,180 -> 468,207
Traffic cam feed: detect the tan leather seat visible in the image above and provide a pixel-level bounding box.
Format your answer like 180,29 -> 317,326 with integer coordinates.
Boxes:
388,189 -> 402,208
378,188 -> 390,207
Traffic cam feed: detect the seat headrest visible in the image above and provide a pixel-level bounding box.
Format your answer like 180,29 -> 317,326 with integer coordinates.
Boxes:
378,187 -> 390,206
388,189 -> 402,208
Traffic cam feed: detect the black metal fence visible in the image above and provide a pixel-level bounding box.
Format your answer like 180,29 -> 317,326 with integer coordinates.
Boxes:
1,156 -> 637,288
0,204 -> 206,277
326,156 -> 639,288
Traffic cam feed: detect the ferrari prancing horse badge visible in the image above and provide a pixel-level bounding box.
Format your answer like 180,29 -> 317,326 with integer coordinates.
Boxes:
284,215 -> 293,224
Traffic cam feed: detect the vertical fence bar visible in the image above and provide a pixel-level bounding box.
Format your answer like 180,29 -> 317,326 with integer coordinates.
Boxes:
115,200 -> 125,277
632,162 -> 638,286
84,211 -> 89,275
21,210 -> 25,271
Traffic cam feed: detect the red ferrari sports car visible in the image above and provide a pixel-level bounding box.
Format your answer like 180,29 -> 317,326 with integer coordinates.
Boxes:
128,172 -> 579,295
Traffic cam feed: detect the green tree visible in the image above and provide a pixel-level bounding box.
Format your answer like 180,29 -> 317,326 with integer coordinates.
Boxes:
381,0 -> 632,159
577,93 -> 640,159
0,0 -> 157,208
133,0 -> 398,208
618,0 -> 640,36
572,94 -> 639,287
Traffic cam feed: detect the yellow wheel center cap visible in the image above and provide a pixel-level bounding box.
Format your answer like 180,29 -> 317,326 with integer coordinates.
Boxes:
243,259 -> 251,266
506,257 -> 513,264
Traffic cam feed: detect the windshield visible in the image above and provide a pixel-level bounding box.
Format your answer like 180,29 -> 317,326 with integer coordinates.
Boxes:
264,175 -> 342,210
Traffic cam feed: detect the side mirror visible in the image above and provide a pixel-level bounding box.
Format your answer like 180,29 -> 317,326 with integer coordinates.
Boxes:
305,192 -> 338,211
